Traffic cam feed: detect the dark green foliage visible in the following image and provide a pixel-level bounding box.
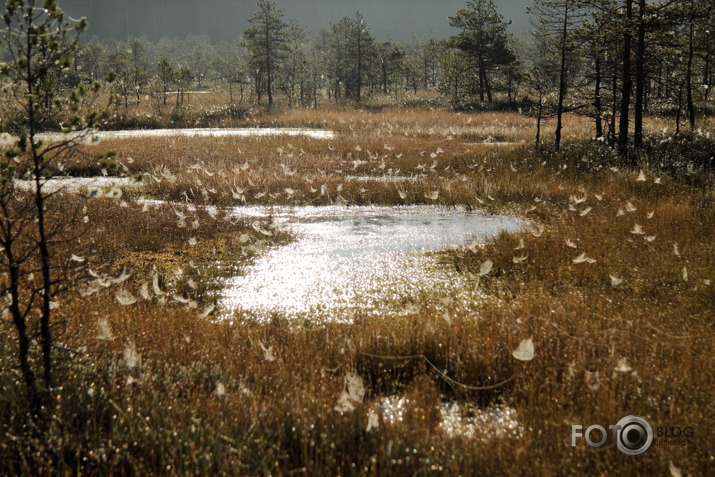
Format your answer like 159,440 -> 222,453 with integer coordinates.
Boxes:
243,0 -> 290,107
446,0 -> 517,103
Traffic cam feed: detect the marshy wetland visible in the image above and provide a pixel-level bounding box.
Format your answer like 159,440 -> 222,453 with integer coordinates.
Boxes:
220,204 -> 523,319
1,108 -> 714,475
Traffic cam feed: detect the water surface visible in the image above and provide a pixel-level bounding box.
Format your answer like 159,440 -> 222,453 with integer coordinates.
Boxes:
381,396 -> 522,440
221,205 -> 522,319
38,127 -> 334,141
14,176 -> 141,194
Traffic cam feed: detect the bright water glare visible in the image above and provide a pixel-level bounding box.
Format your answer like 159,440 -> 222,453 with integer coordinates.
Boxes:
221,206 -> 522,319
14,176 -> 141,194
38,127 -> 334,141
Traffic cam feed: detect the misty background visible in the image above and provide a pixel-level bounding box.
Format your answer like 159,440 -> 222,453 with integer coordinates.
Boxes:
60,0 -> 534,42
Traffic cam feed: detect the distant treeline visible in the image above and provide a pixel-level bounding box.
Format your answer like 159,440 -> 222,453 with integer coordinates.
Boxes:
3,0 -> 713,152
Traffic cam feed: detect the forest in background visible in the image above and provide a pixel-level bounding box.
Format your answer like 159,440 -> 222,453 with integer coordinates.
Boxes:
3,0 -> 712,155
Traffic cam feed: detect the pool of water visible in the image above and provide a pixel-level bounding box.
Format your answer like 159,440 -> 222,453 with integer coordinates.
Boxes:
346,175 -> 418,183
14,176 -> 142,194
221,205 -> 522,319
381,396 -> 522,440
38,127 -> 335,141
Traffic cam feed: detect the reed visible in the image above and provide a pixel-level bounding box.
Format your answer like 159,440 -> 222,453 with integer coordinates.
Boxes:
0,107 -> 713,475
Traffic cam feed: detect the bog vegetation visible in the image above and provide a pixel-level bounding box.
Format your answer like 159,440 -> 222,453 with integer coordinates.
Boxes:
0,0 -> 713,475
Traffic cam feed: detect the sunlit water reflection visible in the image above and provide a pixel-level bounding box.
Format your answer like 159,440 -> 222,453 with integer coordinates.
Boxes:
381,396 -> 522,440
346,175 -> 417,183
14,176 -> 141,194
38,127 -> 334,141
221,206 -> 522,319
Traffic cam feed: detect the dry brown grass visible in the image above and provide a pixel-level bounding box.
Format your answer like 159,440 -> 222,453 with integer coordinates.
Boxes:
1,107 -> 713,475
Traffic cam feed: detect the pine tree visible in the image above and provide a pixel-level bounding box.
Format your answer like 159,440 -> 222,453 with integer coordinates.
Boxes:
0,0 -> 108,425
326,13 -> 376,102
244,0 -> 289,107
448,0 -> 517,103
529,0 -> 587,150
376,41 -> 405,95
157,59 -> 174,105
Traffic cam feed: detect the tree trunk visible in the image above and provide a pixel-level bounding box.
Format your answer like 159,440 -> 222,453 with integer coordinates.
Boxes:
432,59 -> 437,88
423,58 -> 428,89
5,241 -> 41,420
454,74 -> 459,104
26,69 -> 54,424
483,68 -> 493,102
610,57 -> 618,148
703,54 -> 710,102
634,0 -> 646,148
555,3 -> 570,151
356,24 -> 362,101
34,166 -> 54,397
26,74 -> 54,401
265,17 -> 273,107
594,52 -> 603,139
478,56 -> 485,102
675,81 -> 683,136
618,0 -> 633,156
686,6 -> 696,129
536,94 -> 543,149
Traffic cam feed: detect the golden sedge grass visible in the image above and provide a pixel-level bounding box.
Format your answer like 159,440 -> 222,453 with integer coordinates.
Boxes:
0,108 -> 713,475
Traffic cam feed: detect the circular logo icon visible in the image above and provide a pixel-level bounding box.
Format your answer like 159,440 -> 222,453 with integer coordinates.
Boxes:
615,415 -> 653,456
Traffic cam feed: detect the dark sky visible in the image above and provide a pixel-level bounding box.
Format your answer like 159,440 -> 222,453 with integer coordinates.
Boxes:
59,0 -> 533,43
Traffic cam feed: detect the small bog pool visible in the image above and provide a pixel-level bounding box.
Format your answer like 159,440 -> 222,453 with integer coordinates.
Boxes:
38,127 -> 335,141
221,206 -> 522,319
